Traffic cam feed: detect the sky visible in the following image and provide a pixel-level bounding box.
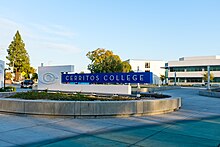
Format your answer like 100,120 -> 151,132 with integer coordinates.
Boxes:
0,0 -> 220,72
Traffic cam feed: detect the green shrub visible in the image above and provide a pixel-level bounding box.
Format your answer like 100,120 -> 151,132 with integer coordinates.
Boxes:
5,86 -> 16,92
0,86 -> 16,92
9,91 -> 91,101
8,91 -> 138,101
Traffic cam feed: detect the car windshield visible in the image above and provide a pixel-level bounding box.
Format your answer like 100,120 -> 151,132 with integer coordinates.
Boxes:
24,80 -> 33,84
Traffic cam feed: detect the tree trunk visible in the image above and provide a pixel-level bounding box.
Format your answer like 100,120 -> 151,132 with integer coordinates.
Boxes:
15,69 -> 21,82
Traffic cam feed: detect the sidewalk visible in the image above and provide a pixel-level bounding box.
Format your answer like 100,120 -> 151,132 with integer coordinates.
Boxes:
0,88 -> 219,147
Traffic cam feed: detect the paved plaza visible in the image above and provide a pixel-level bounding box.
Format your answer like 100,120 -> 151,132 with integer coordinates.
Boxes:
0,88 -> 219,147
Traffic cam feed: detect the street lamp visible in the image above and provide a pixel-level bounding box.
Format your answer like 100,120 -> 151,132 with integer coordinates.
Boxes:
3,68 -> 10,89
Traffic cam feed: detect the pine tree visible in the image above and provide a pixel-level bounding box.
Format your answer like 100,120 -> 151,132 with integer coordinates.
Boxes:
6,30 -> 31,81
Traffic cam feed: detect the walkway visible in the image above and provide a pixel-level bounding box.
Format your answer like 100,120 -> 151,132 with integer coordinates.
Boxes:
0,88 -> 219,147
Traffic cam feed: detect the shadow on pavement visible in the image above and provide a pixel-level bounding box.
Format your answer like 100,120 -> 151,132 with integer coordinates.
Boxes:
23,114 -> 220,147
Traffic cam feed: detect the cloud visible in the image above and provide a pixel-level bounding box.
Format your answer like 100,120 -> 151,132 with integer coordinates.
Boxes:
0,18 -> 20,30
42,42 -> 80,53
0,17 -> 80,54
30,23 -> 76,38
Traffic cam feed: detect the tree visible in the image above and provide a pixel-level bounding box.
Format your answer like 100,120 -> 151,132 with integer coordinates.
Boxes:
203,72 -> 214,82
86,48 -> 131,73
160,74 -> 165,85
5,72 -> 12,80
104,55 -> 122,72
121,61 -> 131,72
6,30 -> 31,81
86,48 -> 113,73
31,73 -> 38,81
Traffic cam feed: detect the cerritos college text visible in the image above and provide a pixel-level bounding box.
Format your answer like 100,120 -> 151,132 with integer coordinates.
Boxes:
62,72 -> 153,84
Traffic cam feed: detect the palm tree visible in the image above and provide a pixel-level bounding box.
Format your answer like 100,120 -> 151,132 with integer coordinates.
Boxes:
202,72 -> 214,82
160,74 -> 165,85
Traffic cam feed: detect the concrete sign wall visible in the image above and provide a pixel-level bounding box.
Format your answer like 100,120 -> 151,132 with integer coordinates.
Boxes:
38,65 -> 131,95
38,65 -> 74,89
0,60 -> 4,88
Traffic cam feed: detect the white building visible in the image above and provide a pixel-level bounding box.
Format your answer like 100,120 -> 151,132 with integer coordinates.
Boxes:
127,59 -> 165,84
0,60 -> 5,88
167,56 -> 220,85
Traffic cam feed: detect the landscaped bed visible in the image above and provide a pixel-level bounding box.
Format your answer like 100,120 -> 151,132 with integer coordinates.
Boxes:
1,91 -> 180,117
7,91 -> 171,101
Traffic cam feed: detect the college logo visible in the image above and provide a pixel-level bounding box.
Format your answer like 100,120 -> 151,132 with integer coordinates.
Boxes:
39,72 -> 59,85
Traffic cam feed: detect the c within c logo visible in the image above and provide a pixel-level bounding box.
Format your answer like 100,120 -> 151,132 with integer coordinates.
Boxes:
40,72 -> 58,85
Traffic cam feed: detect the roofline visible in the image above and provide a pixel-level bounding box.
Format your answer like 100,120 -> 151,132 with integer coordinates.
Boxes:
127,59 -> 165,62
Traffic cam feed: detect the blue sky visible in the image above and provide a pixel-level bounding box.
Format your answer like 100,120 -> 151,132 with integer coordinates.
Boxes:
0,0 -> 220,72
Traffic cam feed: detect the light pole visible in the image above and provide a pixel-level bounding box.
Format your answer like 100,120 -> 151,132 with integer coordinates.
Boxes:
3,69 -> 5,89
174,71 -> 177,86
3,68 -> 8,89
3,68 -> 10,89
207,65 -> 210,90
137,66 -> 141,97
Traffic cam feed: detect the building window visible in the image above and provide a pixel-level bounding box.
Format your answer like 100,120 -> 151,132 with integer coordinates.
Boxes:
186,66 -> 204,72
179,78 -> 185,82
170,66 -> 210,72
145,70 -> 150,72
169,78 -> 185,83
137,66 -> 140,72
213,77 -> 220,82
210,66 -> 220,71
186,78 -> 202,83
145,62 -> 150,68
170,67 -> 185,72
169,78 -> 174,82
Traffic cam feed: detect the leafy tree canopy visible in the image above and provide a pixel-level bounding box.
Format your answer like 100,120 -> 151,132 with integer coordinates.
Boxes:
5,72 -> 12,80
121,61 -> 132,73
86,48 -> 131,73
31,73 -> 38,81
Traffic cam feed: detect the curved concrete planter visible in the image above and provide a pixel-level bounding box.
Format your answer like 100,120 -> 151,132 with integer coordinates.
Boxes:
199,90 -> 220,98
0,97 -> 181,117
132,86 -> 181,93
0,92 -> 16,98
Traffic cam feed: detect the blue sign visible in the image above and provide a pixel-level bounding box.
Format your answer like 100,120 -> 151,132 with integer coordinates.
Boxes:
61,72 -> 153,84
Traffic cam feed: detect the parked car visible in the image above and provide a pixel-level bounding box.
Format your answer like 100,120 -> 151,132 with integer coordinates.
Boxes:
211,84 -> 220,87
20,80 -> 34,88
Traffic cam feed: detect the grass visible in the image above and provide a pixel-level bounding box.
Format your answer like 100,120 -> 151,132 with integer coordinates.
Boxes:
8,91 -> 138,101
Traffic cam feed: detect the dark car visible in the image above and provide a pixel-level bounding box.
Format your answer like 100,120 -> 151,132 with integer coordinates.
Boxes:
21,80 -> 34,88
